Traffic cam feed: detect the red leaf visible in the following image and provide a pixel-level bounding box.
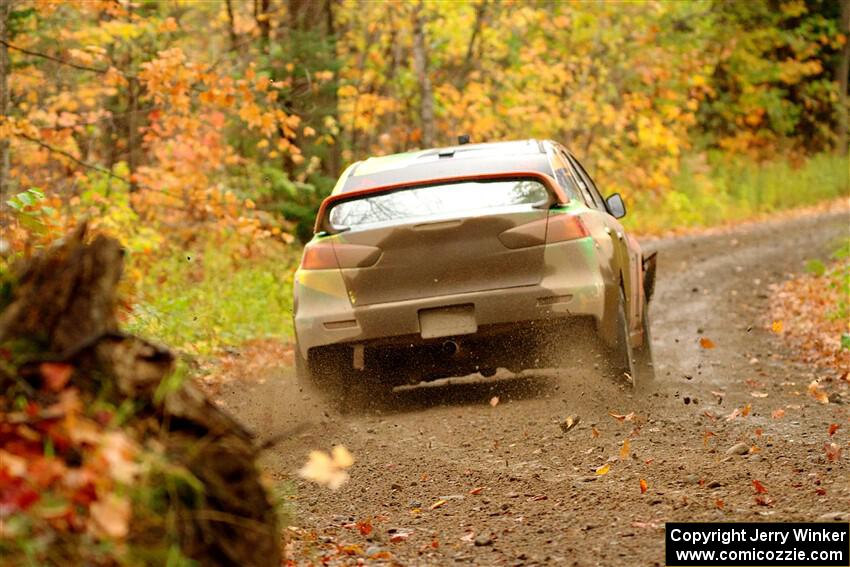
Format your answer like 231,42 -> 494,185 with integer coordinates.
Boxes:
699,337 -> 716,349
752,479 -> 768,494
825,443 -> 842,462
357,519 -> 373,536
828,423 -> 839,436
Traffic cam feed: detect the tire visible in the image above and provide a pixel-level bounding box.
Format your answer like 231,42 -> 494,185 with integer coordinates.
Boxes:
631,292 -> 655,389
611,286 -> 637,386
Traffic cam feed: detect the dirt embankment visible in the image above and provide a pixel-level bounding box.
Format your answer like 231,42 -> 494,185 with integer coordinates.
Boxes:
219,208 -> 850,566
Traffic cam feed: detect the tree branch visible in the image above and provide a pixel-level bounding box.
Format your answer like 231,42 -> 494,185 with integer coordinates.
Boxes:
0,39 -> 109,74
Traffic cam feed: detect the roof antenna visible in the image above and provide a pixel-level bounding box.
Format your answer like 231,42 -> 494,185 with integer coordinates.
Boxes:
457,134 -> 470,145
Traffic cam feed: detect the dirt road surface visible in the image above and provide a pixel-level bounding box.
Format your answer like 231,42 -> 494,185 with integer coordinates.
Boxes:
219,209 -> 850,566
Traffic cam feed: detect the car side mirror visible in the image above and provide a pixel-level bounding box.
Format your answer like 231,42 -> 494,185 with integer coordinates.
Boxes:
605,193 -> 626,219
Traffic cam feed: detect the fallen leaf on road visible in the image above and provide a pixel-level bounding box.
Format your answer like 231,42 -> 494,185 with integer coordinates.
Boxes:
752,479 -> 768,494
755,495 -> 773,507
591,426 -> 600,438
489,396 -> 499,407
469,487 -> 484,495
620,439 -> 630,460
390,531 -> 412,543
741,403 -> 751,416
715,499 -> 724,509
639,479 -> 648,494
750,391 -> 768,398
609,411 -> 635,422
808,380 -> 829,404
772,409 -> 785,419
828,423 -> 839,436
825,443 -> 842,462
771,320 -> 783,334
560,415 -> 580,432
699,337 -> 716,349
595,464 -> 610,476
357,519 -> 373,536
725,408 -> 741,421
430,499 -> 447,510
703,430 -> 715,448
460,532 -> 475,543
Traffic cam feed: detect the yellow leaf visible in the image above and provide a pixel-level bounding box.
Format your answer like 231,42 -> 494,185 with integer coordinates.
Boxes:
595,464 -> 610,476
619,439 -> 630,460
430,499 -> 447,510
771,320 -> 783,334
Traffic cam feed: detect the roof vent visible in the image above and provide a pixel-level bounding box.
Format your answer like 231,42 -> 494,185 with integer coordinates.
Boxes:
457,134 -> 470,145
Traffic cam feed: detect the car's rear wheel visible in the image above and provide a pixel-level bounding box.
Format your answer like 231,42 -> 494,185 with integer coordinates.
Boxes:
611,286 -> 636,386
631,291 -> 655,389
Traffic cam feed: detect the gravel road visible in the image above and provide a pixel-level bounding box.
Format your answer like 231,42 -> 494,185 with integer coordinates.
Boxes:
219,208 -> 850,566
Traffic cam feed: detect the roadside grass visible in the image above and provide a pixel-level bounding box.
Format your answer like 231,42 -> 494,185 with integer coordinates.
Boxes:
625,152 -> 849,234
126,237 -> 299,356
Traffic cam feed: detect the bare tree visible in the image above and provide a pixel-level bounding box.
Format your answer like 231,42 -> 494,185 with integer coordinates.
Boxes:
0,0 -> 11,204
412,1 -> 435,148
837,0 -> 850,156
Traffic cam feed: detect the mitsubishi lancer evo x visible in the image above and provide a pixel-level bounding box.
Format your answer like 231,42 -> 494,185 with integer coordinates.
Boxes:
293,139 -> 656,403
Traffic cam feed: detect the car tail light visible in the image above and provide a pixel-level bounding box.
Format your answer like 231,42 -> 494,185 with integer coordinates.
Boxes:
301,242 -> 382,270
546,214 -> 589,243
300,242 -> 337,270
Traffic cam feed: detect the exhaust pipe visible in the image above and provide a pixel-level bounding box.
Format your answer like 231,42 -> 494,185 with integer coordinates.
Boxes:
442,340 -> 459,357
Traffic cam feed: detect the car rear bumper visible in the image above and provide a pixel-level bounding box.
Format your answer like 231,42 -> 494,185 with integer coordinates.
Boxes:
294,239 -> 609,359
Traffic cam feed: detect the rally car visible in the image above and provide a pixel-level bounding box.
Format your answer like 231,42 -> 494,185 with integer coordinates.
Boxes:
293,139 -> 656,402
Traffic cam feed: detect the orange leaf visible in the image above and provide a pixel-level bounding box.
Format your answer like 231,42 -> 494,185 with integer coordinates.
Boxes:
469,487 -> 484,495
771,320 -> 783,334
807,380 -> 829,404
828,423 -> 839,436
825,443 -> 842,462
703,430 -> 715,448
741,403 -> 751,417
699,337 -> 716,349
619,439 -> 630,460
591,426 -> 600,438
639,479 -> 648,494
771,408 -> 785,419
40,362 -> 72,392
752,479 -> 768,494
489,396 -> 499,407
715,499 -> 724,509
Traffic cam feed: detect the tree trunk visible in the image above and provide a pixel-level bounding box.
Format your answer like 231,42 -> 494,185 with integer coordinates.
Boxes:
837,0 -> 850,156
255,0 -> 271,52
0,0 -> 12,206
412,2 -> 435,147
225,0 -> 239,51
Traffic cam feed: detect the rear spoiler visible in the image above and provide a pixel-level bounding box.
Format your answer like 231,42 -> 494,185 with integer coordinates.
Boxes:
642,251 -> 658,303
314,171 -> 568,235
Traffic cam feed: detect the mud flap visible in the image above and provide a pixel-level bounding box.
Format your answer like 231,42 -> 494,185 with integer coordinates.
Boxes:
642,251 -> 657,303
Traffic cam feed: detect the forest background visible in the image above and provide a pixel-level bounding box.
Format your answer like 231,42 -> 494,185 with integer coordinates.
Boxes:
0,0 -> 848,355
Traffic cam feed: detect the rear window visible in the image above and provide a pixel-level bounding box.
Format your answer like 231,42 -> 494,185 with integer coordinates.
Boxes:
328,179 -> 549,230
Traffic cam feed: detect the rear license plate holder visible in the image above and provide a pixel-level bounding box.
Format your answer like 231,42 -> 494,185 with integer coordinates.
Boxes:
419,305 -> 477,339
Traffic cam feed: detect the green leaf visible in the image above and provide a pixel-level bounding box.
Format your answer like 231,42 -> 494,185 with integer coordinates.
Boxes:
841,333 -> 850,351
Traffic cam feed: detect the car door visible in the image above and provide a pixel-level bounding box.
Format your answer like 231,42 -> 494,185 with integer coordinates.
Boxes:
565,153 -> 642,333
